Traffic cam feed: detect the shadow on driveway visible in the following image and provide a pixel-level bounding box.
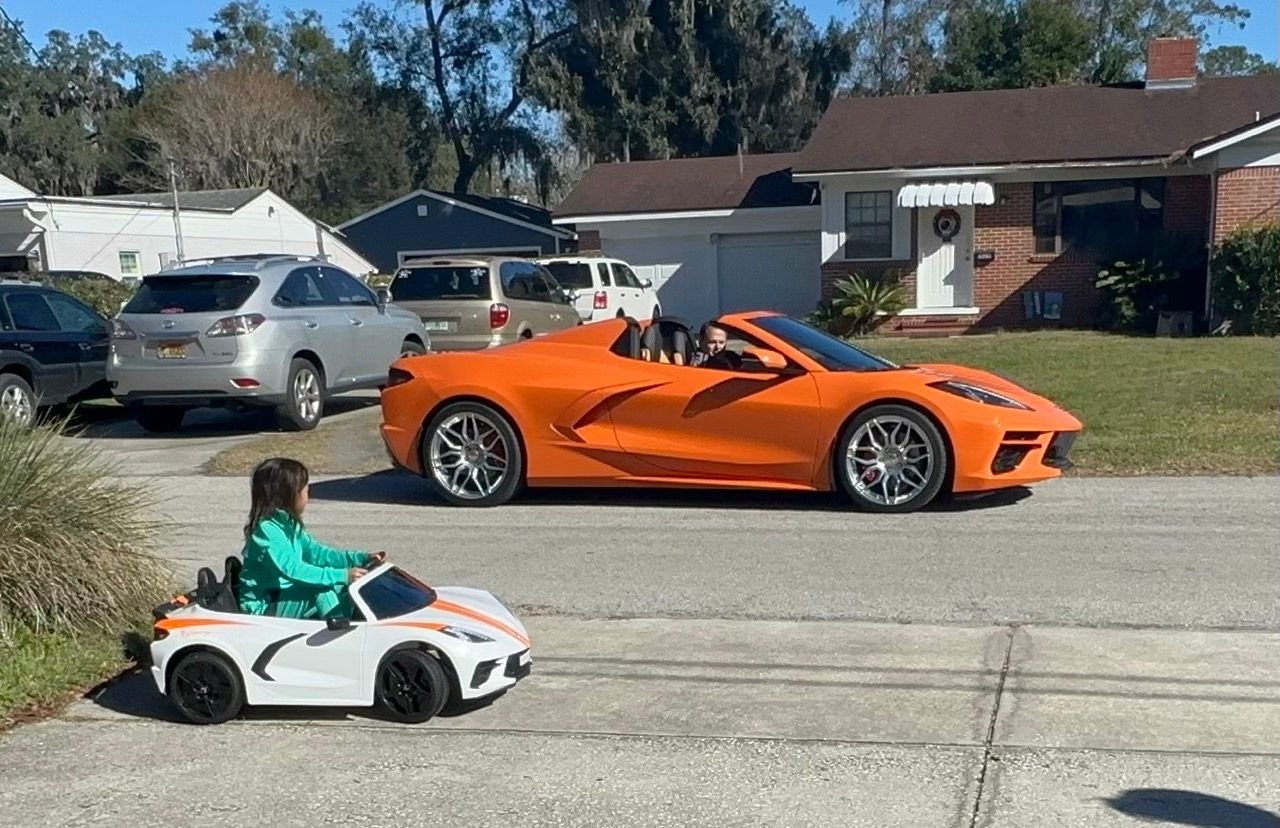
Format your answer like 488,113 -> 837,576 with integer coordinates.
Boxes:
1104,788 -> 1280,827
310,469 -> 1034,513
62,396 -> 380,441
87,666 -> 502,727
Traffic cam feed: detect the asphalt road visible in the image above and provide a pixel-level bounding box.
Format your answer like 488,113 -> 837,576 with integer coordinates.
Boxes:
2,410 -> 1277,827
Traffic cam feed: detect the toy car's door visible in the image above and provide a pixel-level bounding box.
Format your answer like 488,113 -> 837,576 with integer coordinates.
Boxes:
243,617 -> 368,705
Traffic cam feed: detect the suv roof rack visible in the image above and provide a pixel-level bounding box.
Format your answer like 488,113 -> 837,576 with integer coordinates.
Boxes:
161,253 -> 322,272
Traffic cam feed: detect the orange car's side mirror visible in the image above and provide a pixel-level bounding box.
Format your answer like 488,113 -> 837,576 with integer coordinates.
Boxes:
741,347 -> 788,372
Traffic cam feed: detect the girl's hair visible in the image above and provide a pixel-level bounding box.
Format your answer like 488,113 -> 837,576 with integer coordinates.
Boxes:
244,457 -> 310,539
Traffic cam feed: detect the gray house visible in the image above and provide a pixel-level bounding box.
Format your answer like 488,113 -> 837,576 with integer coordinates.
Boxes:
337,189 -> 577,274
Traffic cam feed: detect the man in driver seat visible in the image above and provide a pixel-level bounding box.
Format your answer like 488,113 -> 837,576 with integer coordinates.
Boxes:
691,322 -> 741,370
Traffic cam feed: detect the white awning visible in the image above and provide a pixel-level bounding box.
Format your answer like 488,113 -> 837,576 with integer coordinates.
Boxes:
897,180 -> 995,208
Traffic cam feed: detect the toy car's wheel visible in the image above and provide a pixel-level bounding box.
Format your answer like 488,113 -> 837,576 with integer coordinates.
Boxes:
835,404 -> 948,513
168,650 -> 245,725
276,357 -> 323,431
421,401 -> 524,507
375,648 -> 450,724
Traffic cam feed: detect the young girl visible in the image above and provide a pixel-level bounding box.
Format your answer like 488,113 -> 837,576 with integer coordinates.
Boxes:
237,457 -> 384,619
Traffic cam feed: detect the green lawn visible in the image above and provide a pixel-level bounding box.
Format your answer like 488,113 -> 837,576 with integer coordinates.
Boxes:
859,331 -> 1280,476
0,625 -> 140,729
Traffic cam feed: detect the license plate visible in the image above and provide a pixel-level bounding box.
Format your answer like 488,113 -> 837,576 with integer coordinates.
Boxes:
156,343 -> 186,359
422,320 -> 450,332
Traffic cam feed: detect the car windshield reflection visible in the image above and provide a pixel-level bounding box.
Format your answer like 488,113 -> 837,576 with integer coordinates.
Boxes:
356,566 -> 438,620
753,316 -> 899,372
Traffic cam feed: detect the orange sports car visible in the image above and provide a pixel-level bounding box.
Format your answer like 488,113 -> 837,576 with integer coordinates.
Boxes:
379,312 -> 1082,513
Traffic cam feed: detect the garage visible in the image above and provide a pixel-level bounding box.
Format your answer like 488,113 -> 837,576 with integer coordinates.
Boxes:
715,231 -> 821,318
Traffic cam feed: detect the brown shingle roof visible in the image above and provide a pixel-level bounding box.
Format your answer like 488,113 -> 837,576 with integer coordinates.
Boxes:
552,152 -> 817,219
793,75 -> 1280,174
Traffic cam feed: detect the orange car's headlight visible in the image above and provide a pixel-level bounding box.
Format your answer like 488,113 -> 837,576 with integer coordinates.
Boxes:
386,367 -> 415,388
928,380 -> 1031,410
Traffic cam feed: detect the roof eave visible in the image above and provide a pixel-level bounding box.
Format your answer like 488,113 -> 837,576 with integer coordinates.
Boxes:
791,156 -> 1191,179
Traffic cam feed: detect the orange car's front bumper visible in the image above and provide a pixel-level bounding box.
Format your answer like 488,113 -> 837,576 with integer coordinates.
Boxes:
947,407 -> 1083,493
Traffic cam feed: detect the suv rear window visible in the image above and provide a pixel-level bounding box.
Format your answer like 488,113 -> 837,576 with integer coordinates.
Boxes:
540,262 -> 594,289
122,275 -> 259,314
391,266 -> 492,301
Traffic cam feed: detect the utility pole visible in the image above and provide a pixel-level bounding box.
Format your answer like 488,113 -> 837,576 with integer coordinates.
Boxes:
167,157 -> 185,263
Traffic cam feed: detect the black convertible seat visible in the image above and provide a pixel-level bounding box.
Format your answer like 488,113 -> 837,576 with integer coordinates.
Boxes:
194,559 -> 243,614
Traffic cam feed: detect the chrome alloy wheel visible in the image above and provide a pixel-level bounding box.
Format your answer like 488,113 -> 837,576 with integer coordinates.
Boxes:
0,383 -> 34,427
429,411 -> 510,500
293,367 -> 321,422
845,415 -> 935,507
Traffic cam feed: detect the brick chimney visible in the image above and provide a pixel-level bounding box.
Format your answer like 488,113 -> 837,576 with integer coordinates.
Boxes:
1145,37 -> 1198,89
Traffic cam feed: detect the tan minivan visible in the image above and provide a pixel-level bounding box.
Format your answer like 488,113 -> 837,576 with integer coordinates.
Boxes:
387,256 -> 581,351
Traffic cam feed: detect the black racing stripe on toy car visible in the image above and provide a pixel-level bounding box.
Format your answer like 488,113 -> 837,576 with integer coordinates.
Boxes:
251,633 -> 306,681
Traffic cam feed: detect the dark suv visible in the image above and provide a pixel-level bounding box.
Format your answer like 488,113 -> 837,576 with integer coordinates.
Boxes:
0,278 -> 111,427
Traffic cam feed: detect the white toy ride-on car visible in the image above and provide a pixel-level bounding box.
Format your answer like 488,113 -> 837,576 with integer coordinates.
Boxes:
125,557 -> 531,725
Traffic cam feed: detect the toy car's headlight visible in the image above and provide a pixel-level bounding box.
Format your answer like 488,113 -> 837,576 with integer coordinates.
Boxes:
439,626 -> 494,644
929,380 -> 1031,410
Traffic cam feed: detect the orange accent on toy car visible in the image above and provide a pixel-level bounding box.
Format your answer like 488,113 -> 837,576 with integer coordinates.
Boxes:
385,609 -> 530,648
155,618 -> 246,631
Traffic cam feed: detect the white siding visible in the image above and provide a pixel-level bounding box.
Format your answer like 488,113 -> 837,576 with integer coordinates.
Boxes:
817,176 -> 913,265
14,190 -> 373,281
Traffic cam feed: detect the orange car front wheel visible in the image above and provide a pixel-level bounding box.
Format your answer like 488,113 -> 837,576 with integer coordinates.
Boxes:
835,404 -> 949,513
420,401 -> 525,507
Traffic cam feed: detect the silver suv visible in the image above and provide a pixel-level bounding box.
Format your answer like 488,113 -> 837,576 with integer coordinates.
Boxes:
108,254 -> 430,432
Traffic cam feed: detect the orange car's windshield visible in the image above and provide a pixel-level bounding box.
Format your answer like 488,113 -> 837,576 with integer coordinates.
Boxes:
754,316 -> 899,372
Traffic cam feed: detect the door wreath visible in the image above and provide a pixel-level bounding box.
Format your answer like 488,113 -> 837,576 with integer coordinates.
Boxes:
933,208 -> 961,242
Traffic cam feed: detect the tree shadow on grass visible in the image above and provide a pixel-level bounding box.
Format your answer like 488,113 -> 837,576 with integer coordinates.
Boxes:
1104,789 -> 1280,828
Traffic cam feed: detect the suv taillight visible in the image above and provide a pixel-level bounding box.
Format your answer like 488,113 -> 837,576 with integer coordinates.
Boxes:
489,303 -> 510,329
206,313 -> 265,337
593,291 -> 608,310
111,319 -> 137,340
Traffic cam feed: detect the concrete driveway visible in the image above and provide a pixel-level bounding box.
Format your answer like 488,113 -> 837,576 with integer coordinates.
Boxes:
2,418 -> 1277,827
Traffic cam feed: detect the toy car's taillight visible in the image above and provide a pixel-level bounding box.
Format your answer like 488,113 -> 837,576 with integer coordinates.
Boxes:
206,313 -> 265,337
489,303 -> 510,329
152,624 -> 168,641
112,319 -> 137,340
593,291 -> 608,310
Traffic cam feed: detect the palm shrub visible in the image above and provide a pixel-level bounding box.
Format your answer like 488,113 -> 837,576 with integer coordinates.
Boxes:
1211,224 -> 1280,336
0,414 -> 172,641
828,273 -> 908,336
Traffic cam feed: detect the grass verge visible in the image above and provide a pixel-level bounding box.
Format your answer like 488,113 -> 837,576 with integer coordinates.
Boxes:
0,623 -> 145,730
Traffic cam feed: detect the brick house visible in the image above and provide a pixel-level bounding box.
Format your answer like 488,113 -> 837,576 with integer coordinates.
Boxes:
552,38 -> 1280,334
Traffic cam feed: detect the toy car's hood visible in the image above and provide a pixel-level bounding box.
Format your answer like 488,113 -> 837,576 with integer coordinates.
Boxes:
406,585 -> 530,647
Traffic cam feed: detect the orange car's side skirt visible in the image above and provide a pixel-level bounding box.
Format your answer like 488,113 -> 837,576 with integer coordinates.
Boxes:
528,475 -> 820,492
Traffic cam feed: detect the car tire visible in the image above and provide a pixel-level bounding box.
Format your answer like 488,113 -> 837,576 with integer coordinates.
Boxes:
420,400 -> 524,507
276,358 -> 324,432
400,339 -> 426,359
0,372 -> 37,428
133,405 -> 187,433
374,647 -> 450,724
835,403 -> 949,514
167,649 -> 245,725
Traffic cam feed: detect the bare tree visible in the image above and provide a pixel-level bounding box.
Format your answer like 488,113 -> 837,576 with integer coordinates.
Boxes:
128,63 -> 339,198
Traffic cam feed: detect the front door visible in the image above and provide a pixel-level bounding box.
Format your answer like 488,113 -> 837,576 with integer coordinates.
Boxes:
916,206 -> 975,309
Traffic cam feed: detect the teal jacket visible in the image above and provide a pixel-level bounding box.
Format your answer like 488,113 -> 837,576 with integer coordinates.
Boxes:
238,510 -> 372,615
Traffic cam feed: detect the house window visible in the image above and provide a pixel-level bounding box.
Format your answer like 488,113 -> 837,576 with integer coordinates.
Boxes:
1032,179 -> 1165,257
119,251 -> 141,276
844,191 -> 893,260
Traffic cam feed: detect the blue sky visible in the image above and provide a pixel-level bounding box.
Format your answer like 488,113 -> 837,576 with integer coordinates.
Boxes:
3,0 -> 1276,62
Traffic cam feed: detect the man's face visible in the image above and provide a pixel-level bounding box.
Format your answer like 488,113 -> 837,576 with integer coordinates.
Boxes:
704,326 -> 727,355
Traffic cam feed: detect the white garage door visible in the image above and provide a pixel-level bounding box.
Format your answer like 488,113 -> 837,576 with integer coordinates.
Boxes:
715,232 -> 821,318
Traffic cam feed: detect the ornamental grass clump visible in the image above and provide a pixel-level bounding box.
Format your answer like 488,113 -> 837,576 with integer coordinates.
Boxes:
0,414 -> 171,641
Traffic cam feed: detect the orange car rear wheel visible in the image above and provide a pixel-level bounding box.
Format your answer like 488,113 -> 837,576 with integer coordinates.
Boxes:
835,403 -> 949,513
420,401 -> 525,507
